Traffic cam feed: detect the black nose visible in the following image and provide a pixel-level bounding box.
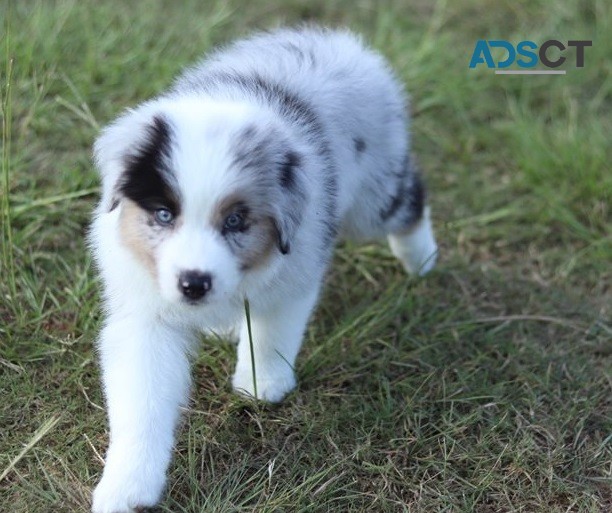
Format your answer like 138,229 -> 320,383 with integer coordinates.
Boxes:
178,271 -> 212,301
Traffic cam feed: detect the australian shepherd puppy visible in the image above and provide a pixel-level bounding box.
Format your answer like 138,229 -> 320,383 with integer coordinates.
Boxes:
89,26 -> 437,513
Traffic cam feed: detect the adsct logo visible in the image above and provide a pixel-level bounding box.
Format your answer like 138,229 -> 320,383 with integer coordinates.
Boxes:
469,40 -> 592,74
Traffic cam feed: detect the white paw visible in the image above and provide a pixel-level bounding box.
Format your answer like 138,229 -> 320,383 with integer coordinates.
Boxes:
92,464 -> 166,513
404,242 -> 438,276
232,367 -> 296,403
389,206 -> 438,276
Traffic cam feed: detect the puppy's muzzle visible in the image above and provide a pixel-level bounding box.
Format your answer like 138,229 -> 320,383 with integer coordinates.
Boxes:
178,271 -> 212,302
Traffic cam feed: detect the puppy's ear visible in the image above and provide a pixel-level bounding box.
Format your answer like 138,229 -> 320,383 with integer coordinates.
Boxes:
232,124 -> 308,256
93,105 -> 159,212
271,150 -> 307,255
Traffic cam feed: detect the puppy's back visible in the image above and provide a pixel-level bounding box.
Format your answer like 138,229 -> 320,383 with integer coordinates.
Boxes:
175,26 -> 404,111
173,27 -> 410,217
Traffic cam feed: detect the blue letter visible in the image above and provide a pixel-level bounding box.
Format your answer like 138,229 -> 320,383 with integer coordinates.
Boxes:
489,40 -> 516,68
517,40 -> 538,68
469,40 -> 494,69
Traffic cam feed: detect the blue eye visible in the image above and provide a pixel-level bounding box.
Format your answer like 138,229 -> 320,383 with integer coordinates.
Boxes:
154,208 -> 174,225
223,212 -> 246,232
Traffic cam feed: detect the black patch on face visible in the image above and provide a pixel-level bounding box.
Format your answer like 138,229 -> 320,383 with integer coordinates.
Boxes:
118,116 -> 180,214
279,151 -> 301,190
353,137 -> 366,154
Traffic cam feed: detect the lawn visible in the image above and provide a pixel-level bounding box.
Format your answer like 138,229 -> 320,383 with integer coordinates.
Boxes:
1,0 -> 610,512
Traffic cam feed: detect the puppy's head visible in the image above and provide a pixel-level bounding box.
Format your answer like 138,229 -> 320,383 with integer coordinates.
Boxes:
94,99 -> 307,305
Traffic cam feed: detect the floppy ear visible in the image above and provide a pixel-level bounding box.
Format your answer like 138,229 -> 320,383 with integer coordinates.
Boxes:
231,123 -> 308,256
93,105 -> 157,212
271,149 -> 307,255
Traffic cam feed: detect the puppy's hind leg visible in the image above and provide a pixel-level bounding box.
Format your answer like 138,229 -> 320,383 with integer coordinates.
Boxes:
388,205 -> 438,276
382,161 -> 438,276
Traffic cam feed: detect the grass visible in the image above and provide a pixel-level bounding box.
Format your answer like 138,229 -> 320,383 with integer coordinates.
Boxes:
1,0 -> 610,511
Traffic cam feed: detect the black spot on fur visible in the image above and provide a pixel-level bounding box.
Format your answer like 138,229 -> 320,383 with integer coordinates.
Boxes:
379,155 -> 426,225
231,127 -> 303,192
380,189 -> 404,222
118,116 -> 180,214
280,151 -> 301,189
353,137 -> 366,154
410,173 -> 425,221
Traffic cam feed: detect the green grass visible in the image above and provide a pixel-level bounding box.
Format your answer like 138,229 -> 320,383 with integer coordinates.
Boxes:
1,0 -> 610,511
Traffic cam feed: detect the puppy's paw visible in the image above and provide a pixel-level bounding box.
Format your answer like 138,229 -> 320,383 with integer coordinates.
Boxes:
232,367 -> 296,403
388,206 -> 438,276
400,239 -> 438,276
92,466 -> 165,513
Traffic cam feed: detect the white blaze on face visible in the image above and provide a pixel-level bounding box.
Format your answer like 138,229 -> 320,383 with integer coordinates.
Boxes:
150,100 -> 271,305
114,99 -> 289,306
156,223 -> 241,304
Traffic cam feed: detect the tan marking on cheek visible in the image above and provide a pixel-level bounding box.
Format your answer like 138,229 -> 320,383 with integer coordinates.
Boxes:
239,217 -> 278,271
118,200 -> 158,276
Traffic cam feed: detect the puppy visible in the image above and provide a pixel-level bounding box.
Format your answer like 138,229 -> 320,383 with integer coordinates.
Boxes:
89,26 -> 437,513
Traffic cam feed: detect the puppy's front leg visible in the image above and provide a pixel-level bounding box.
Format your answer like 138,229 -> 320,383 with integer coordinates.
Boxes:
92,315 -> 191,513
233,286 -> 320,403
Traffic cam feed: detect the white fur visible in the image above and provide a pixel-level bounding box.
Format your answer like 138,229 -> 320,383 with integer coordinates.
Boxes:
89,27 -> 437,512
388,206 -> 438,276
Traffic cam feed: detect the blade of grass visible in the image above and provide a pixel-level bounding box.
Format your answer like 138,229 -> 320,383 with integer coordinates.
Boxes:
11,187 -> 99,215
0,415 -> 61,484
244,297 -> 257,400
1,15 -> 16,301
